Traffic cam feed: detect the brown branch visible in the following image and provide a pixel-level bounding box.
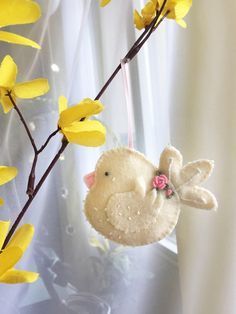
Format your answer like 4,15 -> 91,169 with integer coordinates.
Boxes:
132,10 -> 170,58
95,0 -> 168,100
1,138 -> 69,250
27,128 -> 60,196
6,92 -> 61,196
27,154 -> 38,197
6,91 -> 37,153
38,128 -> 60,154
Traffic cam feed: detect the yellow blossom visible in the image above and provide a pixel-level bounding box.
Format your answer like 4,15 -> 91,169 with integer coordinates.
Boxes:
134,1 -> 158,30
58,96 -> 106,147
141,1 -> 158,24
134,0 -> 192,30
158,0 -> 192,27
0,55 -> 49,113
134,10 -> 145,30
0,221 -> 39,284
100,0 -> 111,7
0,0 -> 41,48
0,166 -> 18,206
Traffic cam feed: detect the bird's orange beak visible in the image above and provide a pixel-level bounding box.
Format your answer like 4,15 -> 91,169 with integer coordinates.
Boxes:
84,171 -> 95,189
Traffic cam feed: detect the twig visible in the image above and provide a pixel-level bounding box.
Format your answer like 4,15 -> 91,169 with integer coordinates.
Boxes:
1,138 -> 69,250
27,154 -> 38,197
27,128 -> 60,196
38,128 -> 60,154
6,92 -> 60,196
95,0 -> 168,100
132,10 -> 170,57
6,91 -> 37,154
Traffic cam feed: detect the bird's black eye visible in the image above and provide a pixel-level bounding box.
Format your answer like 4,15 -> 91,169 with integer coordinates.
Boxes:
104,171 -> 109,176
80,117 -> 86,121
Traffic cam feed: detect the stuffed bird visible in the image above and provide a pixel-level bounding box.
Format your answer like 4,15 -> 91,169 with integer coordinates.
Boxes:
84,146 -> 217,246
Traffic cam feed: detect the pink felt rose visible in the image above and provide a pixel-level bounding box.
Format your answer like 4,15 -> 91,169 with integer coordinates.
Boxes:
152,174 -> 168,190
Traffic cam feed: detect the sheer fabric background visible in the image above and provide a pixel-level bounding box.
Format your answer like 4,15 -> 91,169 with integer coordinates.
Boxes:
0,1 -> 235,314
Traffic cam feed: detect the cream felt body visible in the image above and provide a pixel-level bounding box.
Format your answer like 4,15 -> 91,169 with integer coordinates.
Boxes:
84,146 -> 217,246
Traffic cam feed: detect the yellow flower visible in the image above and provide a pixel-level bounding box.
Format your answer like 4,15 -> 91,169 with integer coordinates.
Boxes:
58,96 -> 106,147
0,55 -> 49,113
134,0 -> 192,30
100,0 -> 111,7
0,0 -> 41,48
0,166 -> 18,206
134,1 -> 158,30
158,0 -> 192,27
133,11 -> 145,30
0,221 -> 39,284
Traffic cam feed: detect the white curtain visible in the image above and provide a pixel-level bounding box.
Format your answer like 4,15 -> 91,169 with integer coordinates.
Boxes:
0,0 -> 234,313
174,1 -> 236,313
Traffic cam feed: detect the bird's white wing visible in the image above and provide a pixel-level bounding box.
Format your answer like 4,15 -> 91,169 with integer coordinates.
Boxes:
106,190 -> 164,234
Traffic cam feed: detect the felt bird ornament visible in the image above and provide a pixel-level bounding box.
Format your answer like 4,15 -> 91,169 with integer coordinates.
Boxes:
84,146 -> 217,246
